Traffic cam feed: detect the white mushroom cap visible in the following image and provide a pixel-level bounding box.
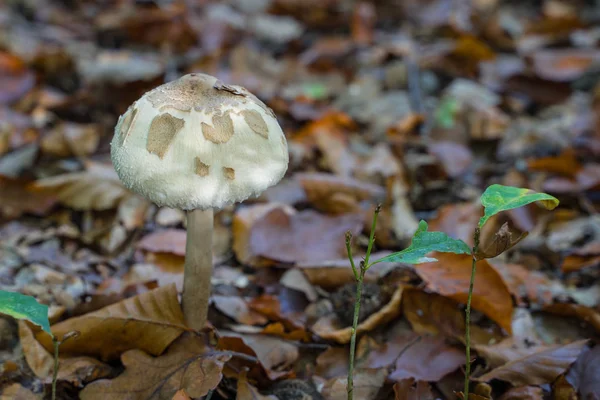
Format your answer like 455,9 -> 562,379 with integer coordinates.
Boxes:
110,73 -> 289,210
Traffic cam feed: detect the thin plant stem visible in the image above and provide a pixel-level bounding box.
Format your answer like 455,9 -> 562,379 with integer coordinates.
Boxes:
464,227 -> 481,400
52,337 -> 59,400
347,205 -> 381,400
347,268 -> 364,400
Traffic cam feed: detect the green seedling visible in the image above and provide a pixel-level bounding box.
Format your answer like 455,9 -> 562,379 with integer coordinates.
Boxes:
345,184 -> 558,400
0,289 -> 77,399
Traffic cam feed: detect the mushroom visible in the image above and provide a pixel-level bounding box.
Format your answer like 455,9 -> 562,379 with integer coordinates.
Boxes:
110,73 -> 289,330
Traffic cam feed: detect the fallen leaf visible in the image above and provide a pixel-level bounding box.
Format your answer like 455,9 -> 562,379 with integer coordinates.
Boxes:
36,284 -> 187,361
415,253 -> 514,333
0,177 -> 57,220
171,389 -> 191,400
566,345 -> 600,400
497,386 -> 544,400
247,206 -> 363,265
311,285 -> 403,344
389,335 -> 464,381
19,321 -> 112,386
500,263 -> 557,307
543,303 -> 600,333
220,331 -> 298,373
40,122 -> 100,158
532,49 -> 600,82
296,172 -> 385,214
237,369 -> 278,400
393,379 -> 435,400
137,229 -> 187,256
33,161 -> 130,211
475,340 -> 588,386
428,201 -> 481,247
0,52 -> 35,104
402,288 -> 504,346
428,141 -> 473,178
213,295 -> 269,326
0,383 -> 40,400
321,368 -> 386,400
80,333 -> 229,400
527,148 -> 582,177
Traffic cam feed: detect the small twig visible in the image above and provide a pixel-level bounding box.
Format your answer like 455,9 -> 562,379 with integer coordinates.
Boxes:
363,204 -> 381,270
52,337 -> 59,400
464,227 -> 481,400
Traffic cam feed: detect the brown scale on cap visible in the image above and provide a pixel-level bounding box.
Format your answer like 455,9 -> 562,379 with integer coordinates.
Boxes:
195,157 -> 210,177
146,113 -> 185,158
241,109 -> 269,138
118,107 -> 138,146
146,74 -> 275,117
201,111 -> 235,144
223,167 -> 235,180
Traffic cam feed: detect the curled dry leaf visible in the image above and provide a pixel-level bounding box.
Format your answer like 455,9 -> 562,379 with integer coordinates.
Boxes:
33,161 -> 130,211
475,222 -> 528,260
311,285 -> 403,344
36,284 -> 187,361
415,253 -> 514,333
321,368 -> 386,400
388,335 -> 464,382
295,172 -> 385,214
19,321 -> 112,386
475,339 -> 588,386
543,303 -> 600,333
80,333 -> 230,400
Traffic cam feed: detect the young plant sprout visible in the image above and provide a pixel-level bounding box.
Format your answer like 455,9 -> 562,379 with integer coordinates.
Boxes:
110,73 -> 289,330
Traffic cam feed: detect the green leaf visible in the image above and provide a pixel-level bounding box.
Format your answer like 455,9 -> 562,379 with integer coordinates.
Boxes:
0,290 -> 51,335
479,184 -> 559,228
435,97 -> 458,129
370,220 -> 471,265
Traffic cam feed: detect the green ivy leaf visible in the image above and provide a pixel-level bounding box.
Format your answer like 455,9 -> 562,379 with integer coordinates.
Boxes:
370,220 -> 471,265
0,290 -> 51,335
479,184 -> 559,228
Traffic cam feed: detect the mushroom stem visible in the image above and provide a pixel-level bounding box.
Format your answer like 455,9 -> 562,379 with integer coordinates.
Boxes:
182,208 -> 214,330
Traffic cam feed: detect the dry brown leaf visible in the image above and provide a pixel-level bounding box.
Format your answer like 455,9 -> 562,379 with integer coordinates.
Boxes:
40,122 -> 100,158
80,333 -> 229,400
137,229 -> 187,256
415,253 -> 514,333
0,52 -> 35,104
532,49 -> 600,82
393,380 -> 434,400
237,369 -> 278,400
0,383 -> 40,400
475,340 -> 588,386
565,345 -> 600,400
497,386 -> 544,400
428,202 -> 481,247
296,173 -> 385,214
321,368 -> 386,400
500,263 -> 557,307
428,141 -> 473,178
311,285 -> 403,344
543,303 -> 600,333
402,289 -> 504,346
171,389 -> 192,400
213,295 -> 269,326
33,161 -> 130,210
221,331 -> 298,373
233,203 -> 290,267
0,177 -> 57,219
475,223 -> 528,260
527,148 -> 582,177
388,335 -> 464,381
19,321 -> 112,386
236,204 -> 363,266
36,284 -> 187,361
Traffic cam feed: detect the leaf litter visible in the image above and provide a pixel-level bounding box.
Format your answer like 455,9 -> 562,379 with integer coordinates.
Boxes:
1,0 -> 600,399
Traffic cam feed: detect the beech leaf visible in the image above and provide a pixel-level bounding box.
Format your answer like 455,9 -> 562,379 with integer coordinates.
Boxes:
479,184 -> 559,228
0,290 -> 51,335
371,220 -> 471,265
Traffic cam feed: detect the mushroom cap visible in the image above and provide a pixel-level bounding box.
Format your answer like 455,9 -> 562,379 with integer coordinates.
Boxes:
110,73 -> 289,210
